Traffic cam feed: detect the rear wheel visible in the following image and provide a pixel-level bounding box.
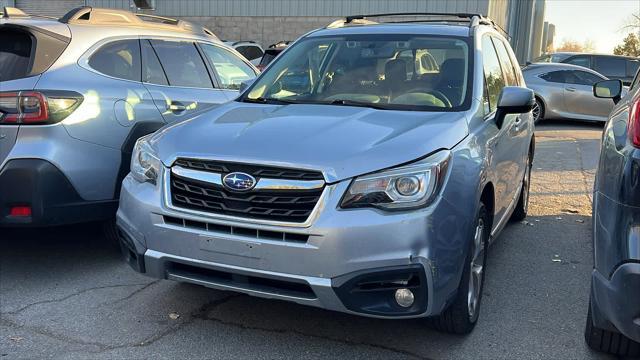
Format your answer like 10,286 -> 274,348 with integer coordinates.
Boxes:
585,299 -> 640,357
532,98 -> 544,124
430,203 -> 490,335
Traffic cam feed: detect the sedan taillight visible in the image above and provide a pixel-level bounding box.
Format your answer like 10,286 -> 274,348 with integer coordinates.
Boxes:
0,91 -> 83,125
629,97 -> 640,148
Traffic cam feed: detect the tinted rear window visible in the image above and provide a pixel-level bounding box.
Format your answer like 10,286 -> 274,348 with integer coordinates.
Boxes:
594,57 -> 626,78
0,29 -> 33,81
236,45 -> 263,61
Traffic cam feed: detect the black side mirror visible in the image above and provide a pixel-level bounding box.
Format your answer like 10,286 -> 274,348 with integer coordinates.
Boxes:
593,79 -> 623,104
495,86 -> 535,129
239,79 -> 255,93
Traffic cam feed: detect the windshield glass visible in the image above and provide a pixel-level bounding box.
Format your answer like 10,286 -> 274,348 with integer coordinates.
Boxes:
242,35 -> 471,111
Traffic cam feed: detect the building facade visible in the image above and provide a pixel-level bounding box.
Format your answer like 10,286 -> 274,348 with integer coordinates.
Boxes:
2,0 -> 547,62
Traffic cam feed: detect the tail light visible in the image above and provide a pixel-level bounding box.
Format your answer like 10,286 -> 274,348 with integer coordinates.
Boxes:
0,91 -> 83,125
629,96 -> 640,148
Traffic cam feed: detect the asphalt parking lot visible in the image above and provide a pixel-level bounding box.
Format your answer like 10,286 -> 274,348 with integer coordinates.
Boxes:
0,121 -> 613,359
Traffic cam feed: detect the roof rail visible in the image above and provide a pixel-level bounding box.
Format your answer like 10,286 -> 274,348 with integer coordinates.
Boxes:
2,6 -> 28,19
329,12 -> 510,39
58,7 -> 218,39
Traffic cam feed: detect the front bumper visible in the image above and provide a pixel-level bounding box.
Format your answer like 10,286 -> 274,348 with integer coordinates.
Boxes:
116,167 -> 474,318
591,263 -> 640,342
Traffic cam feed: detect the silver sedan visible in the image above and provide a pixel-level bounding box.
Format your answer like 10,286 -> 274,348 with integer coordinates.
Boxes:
523,63 -> 614,122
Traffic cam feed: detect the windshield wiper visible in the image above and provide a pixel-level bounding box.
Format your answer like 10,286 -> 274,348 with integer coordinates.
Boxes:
241,97 -> 300,105
328,99 -> 391,110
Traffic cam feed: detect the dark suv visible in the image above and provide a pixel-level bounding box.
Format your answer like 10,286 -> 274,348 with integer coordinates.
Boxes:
534,52 -> 639,85
585,74 -> 640,356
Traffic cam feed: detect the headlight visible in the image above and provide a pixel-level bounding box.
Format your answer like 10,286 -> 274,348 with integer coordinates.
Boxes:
341,150 -> 451,210
131,135 -> 161,184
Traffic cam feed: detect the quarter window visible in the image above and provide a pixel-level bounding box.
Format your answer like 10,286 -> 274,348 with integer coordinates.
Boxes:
540,71 -> 568,83
149,40 -> 213,88
481,35 -> 506,114
200,44 -> 256,90
88,39 -> 141,81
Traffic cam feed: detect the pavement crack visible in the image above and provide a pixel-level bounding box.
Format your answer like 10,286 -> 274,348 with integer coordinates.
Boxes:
194,309 -> 431,360
3,282 -> 154,315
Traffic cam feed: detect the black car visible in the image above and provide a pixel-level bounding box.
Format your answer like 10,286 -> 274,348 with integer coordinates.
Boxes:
534,52 -> 639,85
585,74 -> 640,356
256,41 -> 290,71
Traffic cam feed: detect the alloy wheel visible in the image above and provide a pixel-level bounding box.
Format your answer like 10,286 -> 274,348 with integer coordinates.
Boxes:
532,100 -> 541,123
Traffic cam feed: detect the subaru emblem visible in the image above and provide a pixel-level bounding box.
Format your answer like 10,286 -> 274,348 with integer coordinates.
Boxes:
223,172 -> 256,192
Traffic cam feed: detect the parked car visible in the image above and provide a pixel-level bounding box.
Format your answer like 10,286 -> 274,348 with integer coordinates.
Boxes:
224,40 -> 264,66
256,41 -> 290,71
0,7 -> 257,229
584,75 -> 640,357
533,52 -> 640,85
523,63 -> 616,122
116,13 -> 535,334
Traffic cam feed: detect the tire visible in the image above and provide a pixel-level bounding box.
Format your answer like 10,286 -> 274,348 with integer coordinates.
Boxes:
510,151 -> 532,222
532,97 -> 544,124
585,300 -> 640,357
430,203 -> 490,335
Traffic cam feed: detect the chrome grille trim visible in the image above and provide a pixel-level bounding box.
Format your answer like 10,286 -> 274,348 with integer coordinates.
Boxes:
171,166 -> 325,191
162,166 -> 331,228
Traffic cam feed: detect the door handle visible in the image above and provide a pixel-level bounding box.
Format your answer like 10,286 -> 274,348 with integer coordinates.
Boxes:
168,101 -> 187,113
566,87 -> 576,92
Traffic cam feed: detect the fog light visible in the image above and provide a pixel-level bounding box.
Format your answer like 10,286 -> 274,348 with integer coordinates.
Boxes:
394,288 -> 415,307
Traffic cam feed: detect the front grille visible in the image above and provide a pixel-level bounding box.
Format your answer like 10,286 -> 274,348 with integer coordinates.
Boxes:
173,159 -> 324,181
163,216 -> 309,243
169,167 -> 324,223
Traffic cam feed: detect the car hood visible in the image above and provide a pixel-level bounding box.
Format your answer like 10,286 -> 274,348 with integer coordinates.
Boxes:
153,102 -> 469,182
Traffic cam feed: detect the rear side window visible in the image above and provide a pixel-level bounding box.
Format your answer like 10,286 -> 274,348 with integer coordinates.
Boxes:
236,45 -> 263,61
594,57 -> 626,78
540,71 -> 568,83
141,40 -> 168,86
565,56 -> 591,68
0,29 -> 32,81
88,40 -> 141,82
481,35 -> 506,114
491,38 -> 518,86
200,44 -> 256,90
150,40 -> 213,88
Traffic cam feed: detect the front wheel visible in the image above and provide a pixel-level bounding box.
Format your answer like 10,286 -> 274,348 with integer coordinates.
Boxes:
430,203 -> 490,334
532,98 -> 544,124
511,152 -> 532,222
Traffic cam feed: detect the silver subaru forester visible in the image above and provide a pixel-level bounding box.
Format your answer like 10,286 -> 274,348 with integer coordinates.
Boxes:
117,13 -> 535,334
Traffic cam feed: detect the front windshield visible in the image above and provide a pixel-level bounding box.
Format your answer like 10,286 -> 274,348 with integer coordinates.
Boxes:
242,34 -> 471,111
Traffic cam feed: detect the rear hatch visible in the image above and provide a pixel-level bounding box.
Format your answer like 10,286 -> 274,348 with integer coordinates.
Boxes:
0,18 -> 71,167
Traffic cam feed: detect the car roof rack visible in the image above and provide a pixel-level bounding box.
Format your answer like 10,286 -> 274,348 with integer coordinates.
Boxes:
58,7 -> 218,38
328,12 -> 510,39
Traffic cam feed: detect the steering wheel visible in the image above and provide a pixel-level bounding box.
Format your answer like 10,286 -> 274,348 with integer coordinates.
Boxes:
399,88 -> 453,108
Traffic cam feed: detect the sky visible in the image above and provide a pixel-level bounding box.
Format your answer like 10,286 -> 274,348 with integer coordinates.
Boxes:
545,0 -> 640,53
